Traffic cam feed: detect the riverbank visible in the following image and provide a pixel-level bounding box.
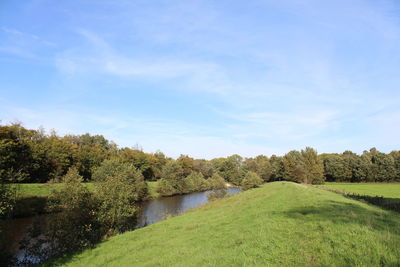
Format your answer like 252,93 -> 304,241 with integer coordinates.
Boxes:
46,182 -> 400,266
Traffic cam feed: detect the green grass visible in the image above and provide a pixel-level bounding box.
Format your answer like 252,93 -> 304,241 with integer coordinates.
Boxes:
147,181 -> 159,199
46,182 -> 400,267
323,182 -> 400,198
17,183 -> 95,197
18,182 -> 155,198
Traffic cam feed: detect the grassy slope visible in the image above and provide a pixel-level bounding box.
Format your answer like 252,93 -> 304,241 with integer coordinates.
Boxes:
47,182 -> 400,267
323,182 -> 400,198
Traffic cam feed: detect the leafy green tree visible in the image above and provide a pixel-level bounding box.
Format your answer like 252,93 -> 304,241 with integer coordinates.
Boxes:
283,148 -> 324,184
364,148 -> 396,182
283,150 -> 305,182
269,155 -> 284,181
241,171 -> 263,190
208,173 -> 227,190
212,155 -> 245,185
193,159 -> 213,178
390,151 -> 400,181
157,161 -> 186,196
177,155 -> 195,177
183,172 -> 209,193
301,147 -> 324,184
20,167 -> 99,263
93,159 -> 148,233
244,155 -> 272,181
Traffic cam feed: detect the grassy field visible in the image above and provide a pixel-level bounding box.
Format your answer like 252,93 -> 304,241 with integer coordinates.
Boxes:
17,182 -> 158,198
323,182 -> 400,198
47,182 -> 400,267
147,181 -> 159,199
16,183 -> 95,197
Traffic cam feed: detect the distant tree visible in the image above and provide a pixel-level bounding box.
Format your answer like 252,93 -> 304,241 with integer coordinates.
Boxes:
301,147 -> 324,184
283,148 -> 324,184
390,151 -> 400,181
213,155 -> 245,185
193,159 -> 214,178
283,150 -> 305,182
183,172 -> 209,193
93,159 -> 148,233
157,161 -> 186,196
322,154 -> 349,181
244,155 -> 272,181
208,173 -> 227,190
365,148 -> 396,182
177,155 -> 195,177
241,171 -> 263,190
269,155 -> 284,181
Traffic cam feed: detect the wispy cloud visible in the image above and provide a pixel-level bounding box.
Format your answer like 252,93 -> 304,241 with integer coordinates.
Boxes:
55,29 -> 231,94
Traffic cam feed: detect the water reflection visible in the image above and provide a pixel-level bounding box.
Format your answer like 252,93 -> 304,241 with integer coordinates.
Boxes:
136,188 -> 240,228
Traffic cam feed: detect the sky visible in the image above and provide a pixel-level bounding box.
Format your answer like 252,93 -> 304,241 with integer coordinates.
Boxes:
1,0 -> 400,159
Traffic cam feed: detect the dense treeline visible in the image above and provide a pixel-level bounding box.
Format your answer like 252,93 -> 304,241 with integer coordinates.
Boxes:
1,123 -> 400,189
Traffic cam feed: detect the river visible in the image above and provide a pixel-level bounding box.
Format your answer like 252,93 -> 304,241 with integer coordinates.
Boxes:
6,188 -> 241,264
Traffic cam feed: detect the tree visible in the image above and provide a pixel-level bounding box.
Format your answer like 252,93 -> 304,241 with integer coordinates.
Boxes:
270,155 -> 284,181
244,155 -> 272,181
283,150 -> 305,182
93,159 -> 148,233
157,161 -> 186,196
283,148 -> 324,184
213,155 -> 245,185
208,173 -> 226,190
20,167 -> 99,263
322,154 -> 349,182
301,147 -> 324,184
241,171 -> 263,190
183,172 -> 209,193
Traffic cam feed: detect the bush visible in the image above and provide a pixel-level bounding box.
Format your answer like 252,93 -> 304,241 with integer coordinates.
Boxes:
241,171 -> 263,190
208,173 -> 227,190
183,172 -> 209,193
207,189 -> 228,201
19,167 -> 99,265
93,159 -> 148,233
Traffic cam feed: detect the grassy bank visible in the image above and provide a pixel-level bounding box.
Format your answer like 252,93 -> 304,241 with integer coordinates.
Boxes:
47,182 -> 400,267
322,182 -> 400,198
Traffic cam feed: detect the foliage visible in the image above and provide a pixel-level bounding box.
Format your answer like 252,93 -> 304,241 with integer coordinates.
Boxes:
212,155 -> 245,185
157,161 -> 186,196
19,167 -> 99,264
207,189 -> 228,201
183,172 -> 209,193
93,159 -> 148,233
207,173 -> 226,190
283,147 -> 324,184
240,171 -> 263,190
244,155 -> 272,181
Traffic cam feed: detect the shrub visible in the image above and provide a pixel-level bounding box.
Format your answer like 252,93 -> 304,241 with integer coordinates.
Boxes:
93,159 -> 148,233
241,171 -> 263,190
208,173 -> 227,190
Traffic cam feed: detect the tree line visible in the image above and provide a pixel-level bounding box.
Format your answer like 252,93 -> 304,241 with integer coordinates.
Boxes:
1,122 -> 400,188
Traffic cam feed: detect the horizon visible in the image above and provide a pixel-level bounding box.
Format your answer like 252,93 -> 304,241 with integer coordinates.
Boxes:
1,0 -> 400,159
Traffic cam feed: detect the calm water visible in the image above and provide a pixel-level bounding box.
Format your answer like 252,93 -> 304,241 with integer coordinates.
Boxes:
8,188 -> 241,264
136,188 -> 241,228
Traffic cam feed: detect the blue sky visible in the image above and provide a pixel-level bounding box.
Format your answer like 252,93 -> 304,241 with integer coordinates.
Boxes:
1,0 -> 400,158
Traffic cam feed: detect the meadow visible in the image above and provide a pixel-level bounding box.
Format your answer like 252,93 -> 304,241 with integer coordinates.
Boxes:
46,182 -> 400,267
322,182 -> 400,198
